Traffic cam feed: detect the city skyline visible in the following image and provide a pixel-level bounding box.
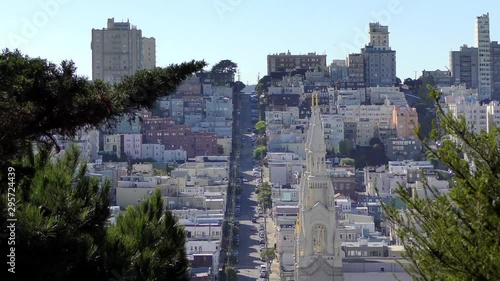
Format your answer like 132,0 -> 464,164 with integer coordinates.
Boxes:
2,0 -> 500,84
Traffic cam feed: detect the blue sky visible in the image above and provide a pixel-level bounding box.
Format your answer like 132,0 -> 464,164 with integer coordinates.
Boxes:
1,0 -> 499,84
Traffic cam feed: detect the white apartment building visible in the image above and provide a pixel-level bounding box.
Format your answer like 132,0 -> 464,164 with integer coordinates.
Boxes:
487,101 -> 500,131
447,101 -> 488,134
123,134 -> 142,159
265,109 -> 299,126
164,149 -> 187,163
91,18 -> 155,83
338,104 -> 394,124
335,196 -> 352,213
55,129 -> 100,162
267,152 -> 303,186
141,143 -> 166,162
336,89 -> 366,106
412,177 -> 449,199
103,134 -> 122,158
268,85 -> 302,96
368,86 -> 407,106
321,114 -> 345,151
356,118 -> 376,146
476,13 -> 492,100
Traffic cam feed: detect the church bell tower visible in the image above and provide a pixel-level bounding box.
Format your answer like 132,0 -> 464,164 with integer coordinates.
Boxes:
295,92 -> 344,280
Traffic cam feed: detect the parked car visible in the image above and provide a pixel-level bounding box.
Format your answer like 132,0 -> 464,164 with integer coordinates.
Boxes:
252,217 -> 258,223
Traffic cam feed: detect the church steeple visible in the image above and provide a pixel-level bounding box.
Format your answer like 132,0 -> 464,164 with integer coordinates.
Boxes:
295,92 -> 344,280
305,92 -> 327,176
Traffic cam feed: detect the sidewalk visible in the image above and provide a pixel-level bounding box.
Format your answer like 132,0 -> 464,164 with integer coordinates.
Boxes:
266,216 -> 280,281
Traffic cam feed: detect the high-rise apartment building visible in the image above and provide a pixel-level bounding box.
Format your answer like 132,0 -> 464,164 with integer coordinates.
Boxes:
329,59 -> 349,83
476,13 -> 491,100
363,22 -> 396,87
491,41 -> 500,101
347,53 -> 365,83
450,45 -> 479,89
91,18 -> 156,83
368,22 -> 390,48
267,51 -> 327,74
142,37 -> 156,71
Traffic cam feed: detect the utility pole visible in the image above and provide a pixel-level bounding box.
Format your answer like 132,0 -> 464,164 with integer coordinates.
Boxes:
237,69 -> 241,82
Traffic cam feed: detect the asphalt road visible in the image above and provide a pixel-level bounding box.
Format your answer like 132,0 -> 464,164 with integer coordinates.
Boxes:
235,92 -> 266,281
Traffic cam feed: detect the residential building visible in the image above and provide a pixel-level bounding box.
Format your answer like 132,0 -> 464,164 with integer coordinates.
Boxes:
392,105 -> 418,138
142,37 -> 156,70
329,166 -> 357,200
385,137 -> 422,161
368,22 -> 390,48
321,114 -> 345,152
356,118 -> 375,146
329,59 -> 349,83
447,101 -> 488,134
91,18 -> 155,83
450,45 -> 479,89
421,69 -> 453,87
267,51 -> 327,74
122,134 -> 142,159
267,152 -> 303,186
103,134 -> 123,158
491,41 -> 500,101
476,13 -> 492,100
362,45 -> 396,87
347,53 -> 365,83
363,23 -> 397,87
368,86 -> 407,106
487,101 -> 500,131
142,115 -> 218,158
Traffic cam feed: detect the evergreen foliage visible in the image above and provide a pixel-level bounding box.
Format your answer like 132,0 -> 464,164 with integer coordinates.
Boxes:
384,87 -> 500,280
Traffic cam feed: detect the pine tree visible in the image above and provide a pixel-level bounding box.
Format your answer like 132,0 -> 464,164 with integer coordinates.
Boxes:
384,87 -> 500,280
4,145 -> 111,281
106,190 -> 189,281
0,49 -> 205,163
0,50 -> 205,280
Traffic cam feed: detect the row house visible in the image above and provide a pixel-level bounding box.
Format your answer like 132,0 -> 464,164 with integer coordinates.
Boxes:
329,166 -> 357,200
141,143 -> 187,163
302,86 -> 335,114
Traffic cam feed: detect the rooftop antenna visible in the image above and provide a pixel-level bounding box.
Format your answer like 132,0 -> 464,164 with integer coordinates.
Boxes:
237,69 -> 241,82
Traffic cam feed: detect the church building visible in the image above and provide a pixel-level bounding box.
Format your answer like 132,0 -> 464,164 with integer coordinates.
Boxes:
295,93 -> 344,280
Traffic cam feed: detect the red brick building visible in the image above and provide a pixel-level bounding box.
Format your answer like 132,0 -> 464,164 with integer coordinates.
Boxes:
142,114 -> 217,158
